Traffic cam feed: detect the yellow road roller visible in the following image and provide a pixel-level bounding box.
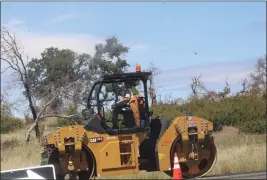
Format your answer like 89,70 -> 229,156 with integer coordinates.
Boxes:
40,66 -> 217,179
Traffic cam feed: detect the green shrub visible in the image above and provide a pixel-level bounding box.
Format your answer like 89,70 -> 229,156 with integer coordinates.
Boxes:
54,118 -> 74,127
1,116 -> 25,133
66,105 -> 76,116
151,95 -> 266,134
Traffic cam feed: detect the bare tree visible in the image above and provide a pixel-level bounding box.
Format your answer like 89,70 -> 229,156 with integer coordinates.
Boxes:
190,75 -> 207,99
1,27 -> 81,142
218,77 -> 231,99
251,56 -> 266,86
236,78 -> 249,96
203,90 -> 217,101
147,61 -> 160,105
1,90 -> 12,117
1,27 -> 42,138
249,56 -> 266,96
1,87 -> 20,117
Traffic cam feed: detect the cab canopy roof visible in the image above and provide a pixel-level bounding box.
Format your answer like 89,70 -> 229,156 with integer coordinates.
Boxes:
100,72 -> 152,84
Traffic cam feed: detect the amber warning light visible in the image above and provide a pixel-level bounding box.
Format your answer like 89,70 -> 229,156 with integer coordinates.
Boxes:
136,65 -> 141,72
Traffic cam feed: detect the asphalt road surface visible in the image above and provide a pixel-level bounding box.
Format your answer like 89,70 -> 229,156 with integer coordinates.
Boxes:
198,171 -> 266,179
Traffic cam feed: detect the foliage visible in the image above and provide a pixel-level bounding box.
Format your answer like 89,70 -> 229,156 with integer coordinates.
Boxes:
152,94 -> 266,134
1,88 -> 24,133
1,116 -> 25,133
46,117 -> 75,128
1,103 -> 13,117
89,37 -> 130,103
26,47 -> 90,114
66,105 -> 77,116
55,118 -> 75,127
26,37 -> 130,113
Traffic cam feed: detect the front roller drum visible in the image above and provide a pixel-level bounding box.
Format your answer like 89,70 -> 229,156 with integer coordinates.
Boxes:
41,146 -> 96,180
41,148 -> 66,180
171,135 -> 217,178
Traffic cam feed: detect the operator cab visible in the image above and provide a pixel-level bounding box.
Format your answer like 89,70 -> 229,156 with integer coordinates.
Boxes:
82,65 -> 152,135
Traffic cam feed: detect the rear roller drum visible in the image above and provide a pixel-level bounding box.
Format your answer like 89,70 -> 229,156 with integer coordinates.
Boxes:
169,135 -> 217,178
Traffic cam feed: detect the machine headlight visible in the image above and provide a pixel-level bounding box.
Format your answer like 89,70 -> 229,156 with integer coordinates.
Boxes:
64,137 -> 75,154
65,144 -> 75,154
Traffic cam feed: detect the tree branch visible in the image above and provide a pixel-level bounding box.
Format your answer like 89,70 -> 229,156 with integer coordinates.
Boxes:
1,65 -> 11,74
25,80 -> 81,142
1,57 -> 20,72
39,114 -> 75,120
25,89 -> 59,142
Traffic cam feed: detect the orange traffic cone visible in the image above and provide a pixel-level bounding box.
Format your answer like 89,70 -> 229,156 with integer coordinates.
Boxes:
172,152 -> 183,180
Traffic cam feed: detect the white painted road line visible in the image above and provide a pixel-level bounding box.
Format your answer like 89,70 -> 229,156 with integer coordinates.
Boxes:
197,171 -> 266,179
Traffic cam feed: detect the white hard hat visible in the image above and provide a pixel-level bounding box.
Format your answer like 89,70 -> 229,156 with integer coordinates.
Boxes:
125,94 -> 131,98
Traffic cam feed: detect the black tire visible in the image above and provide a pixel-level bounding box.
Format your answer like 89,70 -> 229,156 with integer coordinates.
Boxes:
46,148 -> 66,180
78,171 -> 90,180
78,145 -> 96,180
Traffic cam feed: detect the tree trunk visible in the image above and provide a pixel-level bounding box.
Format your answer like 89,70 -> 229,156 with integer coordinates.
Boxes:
34,124 -> 40,140
149,88 -> 157,106
23,82 -> 40,141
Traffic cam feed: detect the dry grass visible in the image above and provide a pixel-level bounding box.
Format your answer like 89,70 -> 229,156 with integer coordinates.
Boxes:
208,127 -> 266,175
1,125 -> 266,179
1,129 -> 43,171
1,120 -> 58,171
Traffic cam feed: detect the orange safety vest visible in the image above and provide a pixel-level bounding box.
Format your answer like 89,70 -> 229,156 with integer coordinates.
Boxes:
128,95 -> 145,127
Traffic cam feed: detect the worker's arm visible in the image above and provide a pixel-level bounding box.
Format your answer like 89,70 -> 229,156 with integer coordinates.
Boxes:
116,97 -> 130,104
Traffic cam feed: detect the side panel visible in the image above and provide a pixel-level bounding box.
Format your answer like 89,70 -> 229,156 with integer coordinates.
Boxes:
157,116 -> 213,171
91,132 -> 147,177
85,133 -> 117,176
99,141 -> 122,169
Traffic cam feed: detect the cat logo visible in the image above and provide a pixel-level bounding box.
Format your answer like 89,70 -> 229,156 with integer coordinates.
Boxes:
89,137 -> 103,143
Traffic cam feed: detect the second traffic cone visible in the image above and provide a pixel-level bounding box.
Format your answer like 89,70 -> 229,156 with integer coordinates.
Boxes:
172,152 -> 183,180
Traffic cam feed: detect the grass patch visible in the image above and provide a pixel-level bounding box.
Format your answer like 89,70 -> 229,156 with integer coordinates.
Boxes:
0,120 -> 59,171
208,128 -> 266,175
1,129 -> 43,171
0,116 -> 25,134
